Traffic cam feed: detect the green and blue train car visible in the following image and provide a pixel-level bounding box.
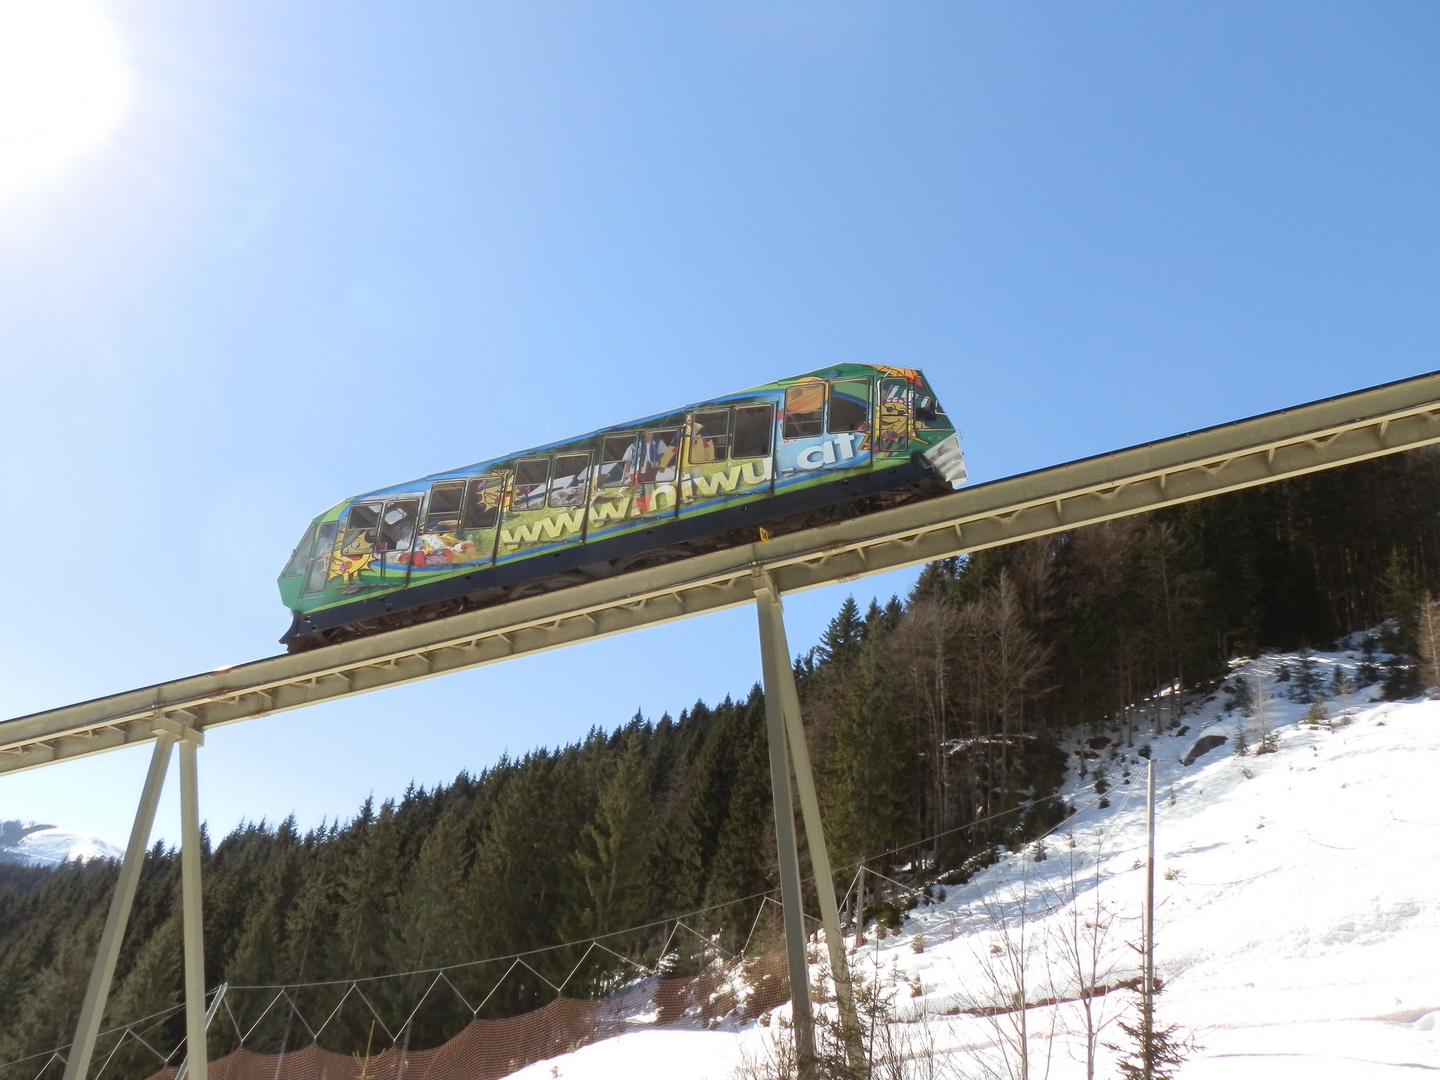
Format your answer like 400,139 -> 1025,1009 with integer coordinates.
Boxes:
278,364 -> 965,650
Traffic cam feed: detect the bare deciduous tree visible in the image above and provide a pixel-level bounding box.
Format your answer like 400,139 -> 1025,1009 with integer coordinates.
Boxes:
894,599 -> 962,860
1043,831 -> 1124,1080
974,571 -> 1053,788
1417,593 -> 1440,689
962,859 -> 1057,1080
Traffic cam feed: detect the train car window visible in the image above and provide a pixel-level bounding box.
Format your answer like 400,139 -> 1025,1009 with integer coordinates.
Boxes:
303,521 -> 339,594
599,435 -> 637,488
512,458 -> 550,511
462,476 -> 503,529
345,503 -> 382,543
549,453 -> 591,508
637,430 -> 679,484
783,381 -> 825,440
304,559 -> 328,595
916,394 -> 950,430
425,482 -> 466,530
378,500 -> 419,550
827,379 -> 870,433
732,404 -> 774,458
881,379 -> 911,411
283,524 -> 317,577
690,410 -> 730,463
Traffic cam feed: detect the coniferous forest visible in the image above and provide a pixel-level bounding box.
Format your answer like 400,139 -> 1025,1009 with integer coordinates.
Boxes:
4,448 -> 1440,1072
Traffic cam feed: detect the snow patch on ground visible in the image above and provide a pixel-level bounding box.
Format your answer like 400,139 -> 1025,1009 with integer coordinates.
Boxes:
518,646 -> 1440,1078
507,651 -> 1440,1076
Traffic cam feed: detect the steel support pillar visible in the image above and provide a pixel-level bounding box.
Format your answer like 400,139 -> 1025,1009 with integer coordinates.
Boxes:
179,739 -> 208,1080
755,569 -> 867,1078
63,734 -> 176,1080
756,587 -> 817,1078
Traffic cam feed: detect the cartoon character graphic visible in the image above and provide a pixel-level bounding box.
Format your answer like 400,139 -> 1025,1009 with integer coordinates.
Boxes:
408,532 -> 479,567
474,479 -> 505,517
328,531 -> 375,585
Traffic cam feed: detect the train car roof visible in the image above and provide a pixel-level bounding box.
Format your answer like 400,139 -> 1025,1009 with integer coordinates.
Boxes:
327,363 -> 923,510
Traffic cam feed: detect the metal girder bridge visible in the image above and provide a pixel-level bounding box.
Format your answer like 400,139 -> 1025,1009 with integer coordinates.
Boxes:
8,367 -> 1440,1080
6,369 -> 1440,774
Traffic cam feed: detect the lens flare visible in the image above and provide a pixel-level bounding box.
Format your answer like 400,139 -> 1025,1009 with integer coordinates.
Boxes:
0,0 -> 132,199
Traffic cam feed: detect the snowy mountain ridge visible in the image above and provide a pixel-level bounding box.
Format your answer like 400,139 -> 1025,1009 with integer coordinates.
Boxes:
0,820 -> 123,867
509,644 -> 1440,1079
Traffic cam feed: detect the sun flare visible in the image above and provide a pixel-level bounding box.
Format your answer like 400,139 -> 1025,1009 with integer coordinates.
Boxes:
0,0 -> 133,199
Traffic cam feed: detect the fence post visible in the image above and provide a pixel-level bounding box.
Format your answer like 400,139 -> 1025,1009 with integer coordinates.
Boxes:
1144,757 -> 1156,1080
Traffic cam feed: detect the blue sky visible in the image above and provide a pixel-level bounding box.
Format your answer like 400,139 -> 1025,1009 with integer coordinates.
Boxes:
1,1 -> 1437,849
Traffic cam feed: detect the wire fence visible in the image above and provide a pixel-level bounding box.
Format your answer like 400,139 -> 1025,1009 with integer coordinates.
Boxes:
2,791 -> 1084,1080
146,955 -> 792,1080
1,910 -> 797,1080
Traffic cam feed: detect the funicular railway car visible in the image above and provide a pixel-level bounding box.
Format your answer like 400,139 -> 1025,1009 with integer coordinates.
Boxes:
278,364 -> 966,651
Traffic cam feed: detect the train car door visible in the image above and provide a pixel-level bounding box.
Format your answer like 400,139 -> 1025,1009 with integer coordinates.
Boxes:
823,377 -> 872,472
776,378 -> 869,488
876,376 -> 914,457
679,402 -> 775,515
298,519 -> 340,600
374,497 -> 421,586
457,474 -> 503,563
586,425 -> 682,536
589,433 -> 640,541
329,500 -> 386,593
775,378 -> 826,491
497,452 -> 591,563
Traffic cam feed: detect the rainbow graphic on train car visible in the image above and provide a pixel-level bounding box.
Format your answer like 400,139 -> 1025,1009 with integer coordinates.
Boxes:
278,365 -> 965,650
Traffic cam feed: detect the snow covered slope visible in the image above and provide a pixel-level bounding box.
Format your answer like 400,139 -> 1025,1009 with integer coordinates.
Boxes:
0,820 -> 122,867
509,648 -> 1440,1079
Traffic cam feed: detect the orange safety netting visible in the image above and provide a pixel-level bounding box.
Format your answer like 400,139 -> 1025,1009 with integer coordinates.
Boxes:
143,958 -> 790,1080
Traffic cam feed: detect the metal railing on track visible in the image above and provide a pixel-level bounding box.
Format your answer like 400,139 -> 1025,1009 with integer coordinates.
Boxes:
5,368 -> 1440,776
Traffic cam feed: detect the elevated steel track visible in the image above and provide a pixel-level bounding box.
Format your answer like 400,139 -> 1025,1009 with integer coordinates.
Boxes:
6,367 -> 1440,774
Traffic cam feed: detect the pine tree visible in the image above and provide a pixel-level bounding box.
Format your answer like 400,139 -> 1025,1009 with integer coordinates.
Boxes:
1290,648 -> 1324,703
334,799 -> 402,983
824,617 -> 913,869
1106,989 -> 1198,1080
1381,651 -> 1420,700
279,821 -> 345,1022
674,698 -> 748,911
0,899 -> 105,1062
572,733 -> 654,946
104,914 -> 185,1077
1331,666 -> 1352,697
397,797 -> 473,968
1224,675 -> 1253,715
701,693 -> 775,954
1380,547 -> 1423,655
817,596 -> 864,666
909,557 -> 961,605
1357,636 -> 1381,687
